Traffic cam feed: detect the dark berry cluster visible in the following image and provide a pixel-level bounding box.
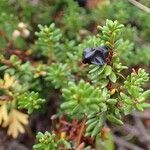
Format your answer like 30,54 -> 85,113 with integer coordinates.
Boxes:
82,46 -> 108,66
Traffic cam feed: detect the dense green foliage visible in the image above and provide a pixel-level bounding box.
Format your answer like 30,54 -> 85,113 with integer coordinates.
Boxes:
33,132 -> 71,150
0,0 -> 149,149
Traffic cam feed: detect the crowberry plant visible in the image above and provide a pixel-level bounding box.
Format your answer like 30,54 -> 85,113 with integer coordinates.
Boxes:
33,20 -> 150,149
0,0 -> 149,149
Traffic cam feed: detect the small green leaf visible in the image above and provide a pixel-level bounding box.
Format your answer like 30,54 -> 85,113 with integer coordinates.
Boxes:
124,99 -> 133,105
109,72 -> 117,83
141,90 -> 150,100
99,103 -> 107,112
85,132 -> 91,137
130,86 -> 139,98
107,115 -> 123,125
71,105 -> 80,115
61,101 -> 77,109
105,65 -> 112,76
140,103 -> 150,109
107,99 -> 117,105
135,104 -> 144,111
116,24 -> 124,29
89,66 -> 100,74
122,106 -> 133,115
91,121 -> 102,137
102,35 -> 110,41
86,120 -> 98,132
86,118 -> 97,125
100,80 -> 109,88
120,92 -> 128,99
90,104 -> 100,112
97,65 -> 106,75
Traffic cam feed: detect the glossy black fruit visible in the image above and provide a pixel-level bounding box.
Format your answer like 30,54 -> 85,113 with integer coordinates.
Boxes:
82,46 -> 108,66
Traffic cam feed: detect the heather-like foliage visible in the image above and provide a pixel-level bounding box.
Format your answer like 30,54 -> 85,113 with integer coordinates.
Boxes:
0,0 -> 149,149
